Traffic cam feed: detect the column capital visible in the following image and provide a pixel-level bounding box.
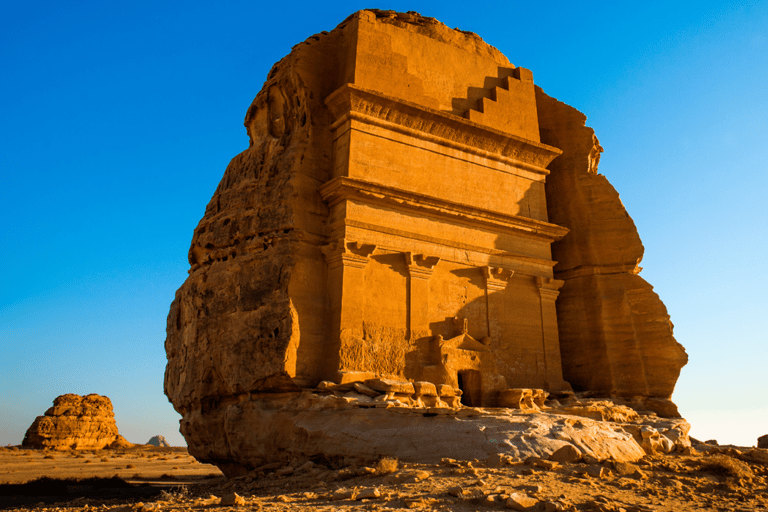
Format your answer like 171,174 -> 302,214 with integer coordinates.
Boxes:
535,276 -> 565,300
404,252 -> 440,279
322,239 -> 376,270
483,266 -> 514,291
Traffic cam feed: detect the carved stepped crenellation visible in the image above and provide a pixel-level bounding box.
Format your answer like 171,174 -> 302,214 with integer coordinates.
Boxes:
465,67 -> 540,141
466,69 -> 516,116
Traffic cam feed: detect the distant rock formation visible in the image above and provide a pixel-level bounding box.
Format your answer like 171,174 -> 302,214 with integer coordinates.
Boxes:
164,9 -> 688,475
758,435 -> 768,449
146,435 -> 170,447
22,394 -> 131,450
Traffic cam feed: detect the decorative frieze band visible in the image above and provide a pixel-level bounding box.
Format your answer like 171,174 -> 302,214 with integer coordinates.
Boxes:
324,84 -> 562,174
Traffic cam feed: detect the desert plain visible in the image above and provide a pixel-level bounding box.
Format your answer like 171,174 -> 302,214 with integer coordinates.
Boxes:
2,440 -> 768,512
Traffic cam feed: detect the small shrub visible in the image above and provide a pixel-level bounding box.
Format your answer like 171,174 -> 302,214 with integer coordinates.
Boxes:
375,457 -> 399,475
85,459 -> 92,464
43,454 -> 55,460
100,457 -> 109,462
126,464 -> 135,469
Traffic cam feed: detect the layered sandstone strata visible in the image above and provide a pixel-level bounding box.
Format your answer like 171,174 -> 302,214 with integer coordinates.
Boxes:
164,10 -> 688,473
22,394 -> 130,450
535,92 -> 688,415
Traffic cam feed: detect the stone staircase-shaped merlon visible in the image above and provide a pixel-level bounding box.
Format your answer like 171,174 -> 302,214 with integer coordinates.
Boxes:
465,67 -> 541,142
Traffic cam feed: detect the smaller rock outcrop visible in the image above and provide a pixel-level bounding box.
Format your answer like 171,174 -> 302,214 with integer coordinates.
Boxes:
146,435 -> 171,447
758,434 -> 768,449
22,394 -> 130,450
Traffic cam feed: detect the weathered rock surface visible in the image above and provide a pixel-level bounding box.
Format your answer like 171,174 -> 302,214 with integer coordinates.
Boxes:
164,9 -> 688,473
758,434 -> 768,449
146,435 -> 170,447
22,394 -> 130,450
178,390 -> 694,477
535,90 -> 688,412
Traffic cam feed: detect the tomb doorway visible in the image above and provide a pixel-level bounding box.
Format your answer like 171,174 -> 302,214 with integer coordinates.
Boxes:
457,369 -> 482,406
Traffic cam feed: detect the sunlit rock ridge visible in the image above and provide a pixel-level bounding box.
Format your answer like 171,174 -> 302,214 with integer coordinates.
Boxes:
164,10 -> 688,475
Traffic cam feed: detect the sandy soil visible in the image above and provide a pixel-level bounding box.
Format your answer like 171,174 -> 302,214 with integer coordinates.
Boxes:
0,446 -> 222,485
1,444 -> 767,511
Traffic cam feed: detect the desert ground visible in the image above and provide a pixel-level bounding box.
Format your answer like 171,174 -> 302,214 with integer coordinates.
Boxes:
1,442 -> 767,511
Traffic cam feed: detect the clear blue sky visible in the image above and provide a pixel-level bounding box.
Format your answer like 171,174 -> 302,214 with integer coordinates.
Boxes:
1,1 -> 766,447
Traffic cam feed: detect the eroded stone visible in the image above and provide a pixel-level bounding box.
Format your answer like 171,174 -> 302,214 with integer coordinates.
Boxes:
164,9 -> 688,473
22,394 -> 130,451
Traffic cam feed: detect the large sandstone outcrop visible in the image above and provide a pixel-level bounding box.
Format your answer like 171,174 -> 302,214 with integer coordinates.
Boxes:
147,435 -> 171,447
183,390 -> 694,477
22,394 -> 131,450
164,10 -> 688,474
535,92 -> 688,415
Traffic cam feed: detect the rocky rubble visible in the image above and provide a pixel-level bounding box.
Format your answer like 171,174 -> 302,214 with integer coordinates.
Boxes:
6,441 -> 768,511
180,382 -> 694,477
22,394 -> 131,451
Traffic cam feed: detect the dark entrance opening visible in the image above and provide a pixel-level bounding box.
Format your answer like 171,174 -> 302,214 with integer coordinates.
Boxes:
457,369 -> 482,407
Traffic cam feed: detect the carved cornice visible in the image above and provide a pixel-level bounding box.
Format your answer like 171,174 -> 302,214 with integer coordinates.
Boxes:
404,252 -> 440,279
319,176 -> 569,243
554,262 -> 642,281
321,239 -> 376,270
324,84 -> 562,175
342,219 -> 559,273
482,266 -> 514,291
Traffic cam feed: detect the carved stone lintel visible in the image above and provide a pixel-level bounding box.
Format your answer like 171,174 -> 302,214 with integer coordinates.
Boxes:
322,239 -> 376,270
482,266 -> 514,291
404,252 -> 440,279
535,276 -> 564,300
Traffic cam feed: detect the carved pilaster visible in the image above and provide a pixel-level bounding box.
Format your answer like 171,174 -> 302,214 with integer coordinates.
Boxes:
321,239 -> 376,378
483,266 -> 513,341
535,276 -> 571,393
404,252 -> 439,339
